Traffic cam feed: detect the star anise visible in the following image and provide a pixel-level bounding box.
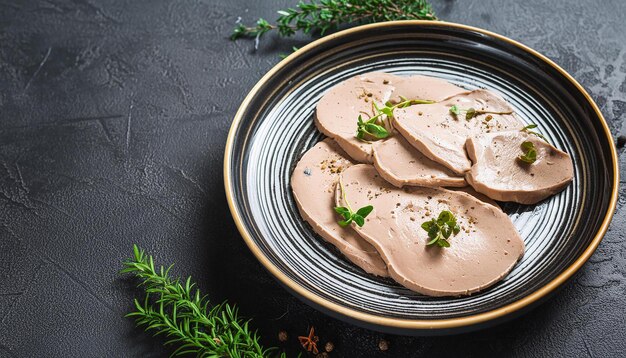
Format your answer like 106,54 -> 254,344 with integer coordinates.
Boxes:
298,326 -> 319,354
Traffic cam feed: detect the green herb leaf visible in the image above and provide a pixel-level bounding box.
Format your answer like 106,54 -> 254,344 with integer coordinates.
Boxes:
335,180 -> 374,228
356,205 -> 374,218
382,107 -> 394,116
353,215 -> 365,227
409,99 -> 436,105
521,123 -> 548,141
449,106 -> 512,121
338,218 -> 353,227
518,141 -> 537,164
421,210 -> 461,248
427,224 -> 439,239
334,206 -> 352,220
356,112 -> 390,141
437,239 -> 451,248
355,97 -> 433,141
442,226 -> 452,239
364,123 -> 389,138
465,107 -> 476,120
437,210 -> 454,225
449,105 -> 460,116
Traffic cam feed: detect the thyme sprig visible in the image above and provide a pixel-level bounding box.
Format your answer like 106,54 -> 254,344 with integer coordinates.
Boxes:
449,105 -> 513,121
421,210 -> 460,248
121,245 -> 283,358
356,97 -> 434,141
334,179 -> 373,227
521,124 -> 548,141
518,141 -> 537,164
231,0 -> 437,43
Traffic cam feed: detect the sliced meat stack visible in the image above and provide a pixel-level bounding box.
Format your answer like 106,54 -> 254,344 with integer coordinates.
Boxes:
291,71 -> 574,297
394,89 -> 524,174
336,165 -> 524,297
373,135 -> 466,188
315,72 -> 465,163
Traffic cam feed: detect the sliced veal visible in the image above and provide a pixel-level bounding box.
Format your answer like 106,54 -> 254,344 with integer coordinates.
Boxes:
291,139 -> 388,276
372,135 -> 466,188
387,75 -> 466,105
315,72 -> 465,163
394,89 -> 524,174
450,186 -> 501,209
337,164 -> 524,296
465,131 -> 574,204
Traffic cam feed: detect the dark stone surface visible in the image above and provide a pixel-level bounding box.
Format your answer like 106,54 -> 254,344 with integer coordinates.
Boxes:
0,0 -> 624,357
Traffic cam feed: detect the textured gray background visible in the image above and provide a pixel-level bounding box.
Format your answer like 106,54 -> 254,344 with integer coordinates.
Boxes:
0,0 -> 624,357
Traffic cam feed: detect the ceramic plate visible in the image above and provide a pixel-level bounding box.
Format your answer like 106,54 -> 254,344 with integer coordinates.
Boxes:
224,21 -> 618,335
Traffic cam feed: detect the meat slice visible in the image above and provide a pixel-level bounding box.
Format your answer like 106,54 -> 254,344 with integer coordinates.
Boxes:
387,75 -> 466,105
372,135 -> 466,188
394,89 -> 524,174
450,186 -> 501,209
315,72 -> 465,163
465,131 -> 574,204
291,139 -> 388,276
337,164 -> 524,296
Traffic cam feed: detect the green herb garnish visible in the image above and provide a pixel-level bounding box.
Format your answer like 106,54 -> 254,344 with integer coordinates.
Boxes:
231,0 -> 437,45
449,104 -> 460,116
334,179 -> 373,227
356,97 -> 435,141
521,124 -> 548,141
449,105 -> 512,121
335,205 -> 373,227
421,210 -> 461,248
449,105 -> 477,120
278,46 -> 300,59
121,245 -> 283,357
518,141 -> 537,164
357,114 -> 389,140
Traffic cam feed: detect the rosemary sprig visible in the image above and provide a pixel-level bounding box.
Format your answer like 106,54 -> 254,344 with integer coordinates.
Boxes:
449,105 -> 513,121
121,245 -> 283,358
356,97 -> 434,141
518,141 -> 537,164
334,179 -> 373,227
421,210 -> 460,248
231,0 -> 437,43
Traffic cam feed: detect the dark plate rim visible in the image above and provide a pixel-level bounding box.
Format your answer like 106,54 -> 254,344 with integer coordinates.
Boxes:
223,20 -> 619,331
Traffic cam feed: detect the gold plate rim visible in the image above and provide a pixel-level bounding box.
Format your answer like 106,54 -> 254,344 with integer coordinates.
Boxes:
223,20 -> 619,330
